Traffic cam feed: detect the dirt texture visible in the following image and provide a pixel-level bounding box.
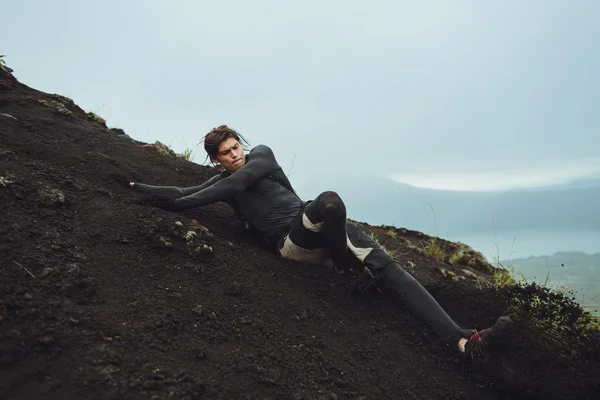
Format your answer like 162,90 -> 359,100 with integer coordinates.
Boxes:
1,68 -> 599,400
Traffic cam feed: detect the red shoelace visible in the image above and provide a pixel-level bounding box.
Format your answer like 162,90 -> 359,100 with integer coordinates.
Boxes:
469,329 -> 484,343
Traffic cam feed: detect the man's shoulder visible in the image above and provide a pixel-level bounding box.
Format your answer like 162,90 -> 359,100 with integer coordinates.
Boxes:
249,144 -> 274,155
247,144 -> 277,161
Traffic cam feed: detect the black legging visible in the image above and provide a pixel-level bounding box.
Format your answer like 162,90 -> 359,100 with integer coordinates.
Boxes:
279,191 -> 472,342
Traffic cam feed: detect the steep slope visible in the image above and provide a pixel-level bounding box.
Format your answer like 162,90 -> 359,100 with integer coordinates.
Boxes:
1,67 -> 599,400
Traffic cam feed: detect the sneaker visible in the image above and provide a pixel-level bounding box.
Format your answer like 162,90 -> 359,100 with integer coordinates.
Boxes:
458,315 -> 513,358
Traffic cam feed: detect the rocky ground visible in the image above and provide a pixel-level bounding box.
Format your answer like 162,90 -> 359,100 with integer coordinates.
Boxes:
1,66 -> 599,399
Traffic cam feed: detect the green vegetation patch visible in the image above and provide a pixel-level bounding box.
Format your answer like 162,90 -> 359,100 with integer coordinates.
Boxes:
0,54 -> 13,73
507,283 -> 600,358
0,174 -> 15,186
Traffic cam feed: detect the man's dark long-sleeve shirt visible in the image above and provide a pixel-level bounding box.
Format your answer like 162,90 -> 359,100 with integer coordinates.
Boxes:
134,145 -> 305,246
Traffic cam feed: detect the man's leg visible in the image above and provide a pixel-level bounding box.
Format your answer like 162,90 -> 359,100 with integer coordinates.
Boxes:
293,192 -> 473,341
279,191 -> 512,354
343,222 -> 474,342
344,222 -> 513,356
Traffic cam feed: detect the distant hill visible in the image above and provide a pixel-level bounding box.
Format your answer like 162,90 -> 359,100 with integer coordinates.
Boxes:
295,175 -> 600,237
499,251 -> 600,315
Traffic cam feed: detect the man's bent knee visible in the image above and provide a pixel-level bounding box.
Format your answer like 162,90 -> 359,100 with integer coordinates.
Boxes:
318,191 -> 346,220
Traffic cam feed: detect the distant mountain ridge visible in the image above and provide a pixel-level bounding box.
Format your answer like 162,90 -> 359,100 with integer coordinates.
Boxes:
295,175 -> 600,236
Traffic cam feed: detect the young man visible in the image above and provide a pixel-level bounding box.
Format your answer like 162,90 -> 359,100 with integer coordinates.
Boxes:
129,125 -> 512,357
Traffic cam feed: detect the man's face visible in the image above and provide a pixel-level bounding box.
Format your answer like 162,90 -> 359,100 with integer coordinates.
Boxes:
213,137 -> 246,172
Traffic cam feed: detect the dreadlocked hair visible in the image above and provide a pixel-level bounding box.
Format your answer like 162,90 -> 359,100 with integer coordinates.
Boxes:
200,125 -> 251,161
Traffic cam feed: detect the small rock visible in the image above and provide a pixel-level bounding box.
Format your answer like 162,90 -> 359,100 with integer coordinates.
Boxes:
38,335 -> 55,345
94,189 -> 113,198
143,141 -> 176,157
226,281 -> 242,296
185,231 -> 197,241
439,267 -> 458,281
193,305 -> 203,315
190,244 -> 213,256
86,112 -> 107,128
38,188 -> 66,204
48,93 -> 75,106
110,128 -> 126,136
150,373 -> 165,381
0,113 -> 17,121
158,236 -> 173,247
38,99 -> 72,116
196,225 -> 212,237
66,263 -> 80,274
40,267 -> 56,278
99,365 -> 119,377
461,269 -> 478,279
297,310 -> 309,321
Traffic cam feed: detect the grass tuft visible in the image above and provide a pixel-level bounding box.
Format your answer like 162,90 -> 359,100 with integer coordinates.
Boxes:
181,147 -> 194,161
426,237 -> 445,263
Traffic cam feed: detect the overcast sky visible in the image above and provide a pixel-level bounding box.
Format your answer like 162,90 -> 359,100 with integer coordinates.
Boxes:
2,0 -> 599,194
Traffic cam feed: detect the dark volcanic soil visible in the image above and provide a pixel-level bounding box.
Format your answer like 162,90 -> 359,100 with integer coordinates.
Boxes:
1,67 -> 599,400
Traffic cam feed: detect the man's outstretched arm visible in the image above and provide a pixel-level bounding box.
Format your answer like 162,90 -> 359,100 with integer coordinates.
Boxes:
129,145 -> 280,211
130,173 -> 225,198
171,145 -> 279,210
